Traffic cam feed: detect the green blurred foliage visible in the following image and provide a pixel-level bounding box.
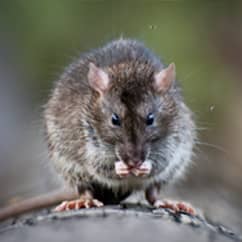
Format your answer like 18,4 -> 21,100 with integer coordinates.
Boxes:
0,1 -> 241,124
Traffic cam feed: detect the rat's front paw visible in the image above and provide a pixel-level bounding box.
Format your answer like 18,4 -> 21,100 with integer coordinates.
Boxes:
115,160 -> 152,178
54,198 -> 103,212
115,161 -> 130,177
154,200 -> 196,216
131,161 -> 152,177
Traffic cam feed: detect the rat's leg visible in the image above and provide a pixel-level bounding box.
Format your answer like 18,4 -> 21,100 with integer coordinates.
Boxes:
54,189 -> 103,212
145,184 -> 196,215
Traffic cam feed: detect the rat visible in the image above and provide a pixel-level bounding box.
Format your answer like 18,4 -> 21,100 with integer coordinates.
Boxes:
0,38 -> 196,221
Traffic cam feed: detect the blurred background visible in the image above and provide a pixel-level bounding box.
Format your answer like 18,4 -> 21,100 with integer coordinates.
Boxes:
0,0 -> 241,233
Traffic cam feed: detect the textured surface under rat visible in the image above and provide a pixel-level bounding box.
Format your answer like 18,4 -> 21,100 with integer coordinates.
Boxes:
44,38 -> 196,210
1,205 -> 241,242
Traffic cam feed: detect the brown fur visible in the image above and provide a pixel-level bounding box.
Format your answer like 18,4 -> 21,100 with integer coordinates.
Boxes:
44,38 -> 196,204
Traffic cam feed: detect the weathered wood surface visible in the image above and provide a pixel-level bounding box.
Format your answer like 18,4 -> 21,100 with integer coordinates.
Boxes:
0,204 -> 241,242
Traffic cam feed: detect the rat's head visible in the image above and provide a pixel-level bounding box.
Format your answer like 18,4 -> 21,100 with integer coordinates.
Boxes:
87,62 -> 179,171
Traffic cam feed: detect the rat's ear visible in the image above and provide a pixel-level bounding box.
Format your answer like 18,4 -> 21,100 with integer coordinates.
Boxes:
88,62 -> 110,95
153,63 -> 176,93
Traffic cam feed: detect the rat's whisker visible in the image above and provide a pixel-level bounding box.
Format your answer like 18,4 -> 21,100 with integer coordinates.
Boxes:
195,141 -> 228,154
194,126 -> 209,131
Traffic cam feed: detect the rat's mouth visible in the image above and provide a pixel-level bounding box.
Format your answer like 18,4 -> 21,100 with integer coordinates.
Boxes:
114,160 -> 152,178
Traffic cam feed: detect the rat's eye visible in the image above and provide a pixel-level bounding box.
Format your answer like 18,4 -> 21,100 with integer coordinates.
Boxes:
146,113 -> 154,126
111,113 -> 121,126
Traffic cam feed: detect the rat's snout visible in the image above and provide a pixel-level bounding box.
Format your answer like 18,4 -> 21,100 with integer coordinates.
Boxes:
126,159 -> 142,169
118,142 -> 146,168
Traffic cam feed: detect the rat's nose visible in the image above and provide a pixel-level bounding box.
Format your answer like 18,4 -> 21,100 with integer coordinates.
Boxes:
127,159 -> 142,168
119,141 -> 146,168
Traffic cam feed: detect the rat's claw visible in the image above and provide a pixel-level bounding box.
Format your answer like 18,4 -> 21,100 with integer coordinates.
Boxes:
54,198 -> 104,212
176,202 -> 196,215
54,201 -> 69,212
84,199 -> 90,208
154,200 -> 196,216
92,199 -> 104,207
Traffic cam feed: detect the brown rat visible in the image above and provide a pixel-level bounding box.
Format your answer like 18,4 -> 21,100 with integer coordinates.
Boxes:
45,38 -> 196,211
0,38 -> 196,221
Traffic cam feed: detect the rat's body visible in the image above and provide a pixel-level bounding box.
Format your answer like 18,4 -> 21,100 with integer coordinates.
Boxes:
0,39 -> 196,221
44,38 -> 195,208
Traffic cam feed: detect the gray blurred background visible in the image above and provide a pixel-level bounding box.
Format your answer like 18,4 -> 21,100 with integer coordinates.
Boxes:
0,0 -> 241,233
